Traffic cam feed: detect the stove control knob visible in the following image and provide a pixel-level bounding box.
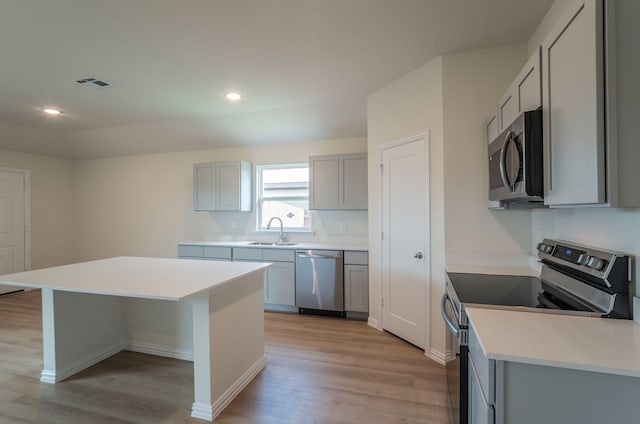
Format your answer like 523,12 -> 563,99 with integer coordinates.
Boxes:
577,253 -> 590,266
587,256 -> 604,270
537,243 -> 553,253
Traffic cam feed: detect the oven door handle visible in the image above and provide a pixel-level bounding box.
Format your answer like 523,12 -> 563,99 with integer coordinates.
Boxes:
440,293 -> 459,338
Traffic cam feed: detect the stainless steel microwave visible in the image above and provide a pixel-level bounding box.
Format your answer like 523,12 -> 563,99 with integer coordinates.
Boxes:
488,109 -> 544,204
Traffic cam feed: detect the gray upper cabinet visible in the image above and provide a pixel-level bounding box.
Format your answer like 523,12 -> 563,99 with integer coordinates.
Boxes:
485,108 -> 500,145
193,161 -> 252,211
542,0 -> 640,207
309,153 -> 368,210
542,0 -> 605,206
498,47 -> 542,132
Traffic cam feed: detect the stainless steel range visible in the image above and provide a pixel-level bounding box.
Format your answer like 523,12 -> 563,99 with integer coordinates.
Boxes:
441,239 -> 632,424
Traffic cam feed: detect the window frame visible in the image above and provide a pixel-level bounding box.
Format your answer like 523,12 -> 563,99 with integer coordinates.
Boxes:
255,163 -> 311,231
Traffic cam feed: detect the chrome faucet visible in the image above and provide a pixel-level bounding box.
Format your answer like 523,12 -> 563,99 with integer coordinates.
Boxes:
266,217 -> 286,245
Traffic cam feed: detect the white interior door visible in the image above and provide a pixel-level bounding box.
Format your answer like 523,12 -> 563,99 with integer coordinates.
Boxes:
0,168 -> 28,294
381,133 -> 429,349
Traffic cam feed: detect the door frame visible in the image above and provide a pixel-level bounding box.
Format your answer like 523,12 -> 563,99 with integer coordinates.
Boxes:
378,131 -> 430,350
0,166 -> 31,271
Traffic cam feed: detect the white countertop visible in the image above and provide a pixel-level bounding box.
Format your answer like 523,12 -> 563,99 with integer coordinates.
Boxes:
466,307 -> 640,378
0,256 -> 269,301
178,240 -> 369,251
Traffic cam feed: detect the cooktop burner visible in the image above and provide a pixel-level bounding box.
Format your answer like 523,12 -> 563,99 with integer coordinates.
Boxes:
446,273 -> 543,309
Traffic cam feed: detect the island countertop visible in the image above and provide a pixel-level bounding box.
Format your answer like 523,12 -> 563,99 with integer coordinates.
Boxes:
466,306 -> 640,378
0,256 -> 270,301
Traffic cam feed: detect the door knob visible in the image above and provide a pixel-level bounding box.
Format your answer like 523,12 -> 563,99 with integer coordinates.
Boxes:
413,252 -> 424,259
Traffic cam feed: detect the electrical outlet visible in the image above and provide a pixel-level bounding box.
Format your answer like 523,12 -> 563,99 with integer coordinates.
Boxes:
231,221 -> 237,230
339,221 -> 347,232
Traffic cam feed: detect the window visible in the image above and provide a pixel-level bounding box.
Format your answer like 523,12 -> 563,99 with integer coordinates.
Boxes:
256,164 -> 311,230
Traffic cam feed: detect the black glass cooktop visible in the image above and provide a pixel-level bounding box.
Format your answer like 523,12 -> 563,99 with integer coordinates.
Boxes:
448,272 -> 544,308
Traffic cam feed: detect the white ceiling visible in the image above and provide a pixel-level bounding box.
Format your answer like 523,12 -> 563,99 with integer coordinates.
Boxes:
0,0 -> 554,159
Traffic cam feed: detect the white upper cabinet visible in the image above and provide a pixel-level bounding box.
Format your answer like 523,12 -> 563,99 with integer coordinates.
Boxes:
499,48 -> 542,133
542,0 -> 640,207
193,161 -> 252,211
309,153 -> 368,210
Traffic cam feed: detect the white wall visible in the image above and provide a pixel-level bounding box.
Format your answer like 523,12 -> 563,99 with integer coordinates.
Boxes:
367,56 -> 445,355
73,137 -> 368,261
442,45 -> 532,259
367,44 -> 531,359
0,148 -> 75,269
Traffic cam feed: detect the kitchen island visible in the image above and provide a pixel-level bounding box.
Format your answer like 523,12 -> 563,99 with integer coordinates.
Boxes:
0,256 -> 270,422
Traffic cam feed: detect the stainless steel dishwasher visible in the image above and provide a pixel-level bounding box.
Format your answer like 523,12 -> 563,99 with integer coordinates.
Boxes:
295,250 -> 345,317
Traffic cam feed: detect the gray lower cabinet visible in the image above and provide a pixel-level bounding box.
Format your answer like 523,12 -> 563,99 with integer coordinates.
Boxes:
178,244 -> 369,315
344,251 -> 368,314
468,324 -> 640,424
233,247 -> 296,311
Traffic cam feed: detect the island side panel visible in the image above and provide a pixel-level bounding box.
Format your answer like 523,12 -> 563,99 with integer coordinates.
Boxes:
41,289 -> 126,383
191,269 -> 267,421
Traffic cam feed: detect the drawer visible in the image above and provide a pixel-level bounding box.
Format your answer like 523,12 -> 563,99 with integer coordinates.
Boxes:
263,248 -> 295,262
203,246 -> 232,260
344,251 -> 368,265
469,325 -> 495,404
177,245 -> 204,258
233,247 -> 262,261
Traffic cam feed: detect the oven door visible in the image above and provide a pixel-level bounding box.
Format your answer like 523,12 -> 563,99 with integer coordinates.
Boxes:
441,293 -> 468,424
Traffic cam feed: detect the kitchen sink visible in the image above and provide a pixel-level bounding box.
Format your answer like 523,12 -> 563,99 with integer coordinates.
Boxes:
248,241 -> 298,246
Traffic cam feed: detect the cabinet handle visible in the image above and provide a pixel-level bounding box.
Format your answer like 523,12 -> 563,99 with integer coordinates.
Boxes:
413,252 -> 423,259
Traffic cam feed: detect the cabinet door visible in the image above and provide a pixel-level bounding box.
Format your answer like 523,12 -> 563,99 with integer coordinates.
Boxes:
542,0 -> 606,205
517,47 -> 542,113
498,49 -> 542,132
486,109 -> 500,144
309,155 -> 339,209
339,153 -> 368,210
498,91 -> 517,133
177,244 -> 204,258
344,264 -> 368,312
265,261 -> 295,306
469,357 -> 495,424
216,161 -> 241,210
193,164 -> 215,210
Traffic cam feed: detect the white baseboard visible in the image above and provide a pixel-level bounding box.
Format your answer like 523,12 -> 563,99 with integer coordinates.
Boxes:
367,316 -> 382,330
428,347 -> 455,366
125,340 -> 193,361
40,341 -> 125,384
191,354 -> 268,421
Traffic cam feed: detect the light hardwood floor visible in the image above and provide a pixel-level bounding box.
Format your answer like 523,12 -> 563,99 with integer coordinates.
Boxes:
0,290 -> 449,424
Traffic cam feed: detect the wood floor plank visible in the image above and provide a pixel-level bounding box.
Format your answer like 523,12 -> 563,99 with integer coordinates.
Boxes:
0,290 -> 449,423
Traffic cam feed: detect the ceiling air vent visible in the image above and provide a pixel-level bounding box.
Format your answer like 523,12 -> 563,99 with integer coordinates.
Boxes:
76,77 -> 112,89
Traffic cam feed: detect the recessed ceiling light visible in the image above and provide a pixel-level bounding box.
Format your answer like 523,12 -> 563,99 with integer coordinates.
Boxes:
43,108 -> 62,115
226,92 -> 242,101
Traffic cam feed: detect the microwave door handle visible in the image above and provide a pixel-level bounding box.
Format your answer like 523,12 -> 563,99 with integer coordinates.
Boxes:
499,131 -> 515,191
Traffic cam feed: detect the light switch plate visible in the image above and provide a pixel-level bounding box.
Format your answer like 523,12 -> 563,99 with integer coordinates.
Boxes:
634,297 -> 640,323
